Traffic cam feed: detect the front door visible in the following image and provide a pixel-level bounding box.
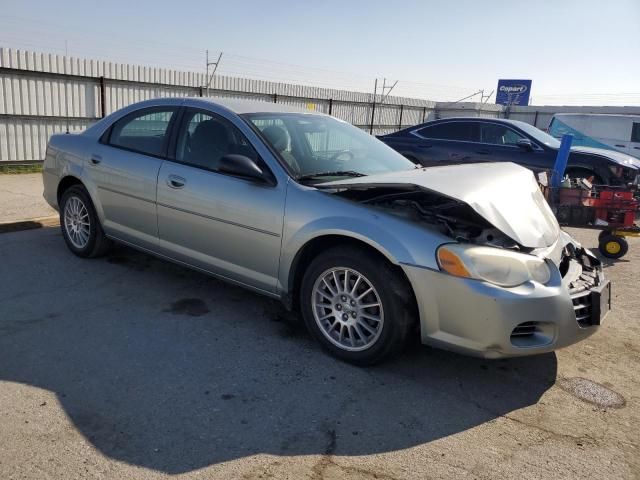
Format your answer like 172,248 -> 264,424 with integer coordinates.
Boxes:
156,108 -> 286,294
476,122 -> 546,169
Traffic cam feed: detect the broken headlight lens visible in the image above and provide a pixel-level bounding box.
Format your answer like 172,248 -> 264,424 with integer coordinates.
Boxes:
437,244 -> 551,287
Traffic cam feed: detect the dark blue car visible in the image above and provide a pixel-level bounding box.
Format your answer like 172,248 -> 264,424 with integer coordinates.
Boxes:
379,118 -> 640,186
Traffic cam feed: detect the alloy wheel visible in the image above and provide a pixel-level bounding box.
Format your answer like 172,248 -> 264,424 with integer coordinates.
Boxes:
63,195 -> 91,249
311,267 -> 384,352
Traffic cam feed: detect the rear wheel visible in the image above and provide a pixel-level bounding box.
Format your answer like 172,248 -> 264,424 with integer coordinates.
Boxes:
300,246 -> 415,365
60,185 -> 112,258
598,234 -> 628,259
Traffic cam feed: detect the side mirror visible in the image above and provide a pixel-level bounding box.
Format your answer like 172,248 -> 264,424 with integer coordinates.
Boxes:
516,138 -> 534,151
218,154 -> 269,183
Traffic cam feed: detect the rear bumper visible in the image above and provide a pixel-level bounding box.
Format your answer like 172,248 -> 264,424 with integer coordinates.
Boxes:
402,263 -> 601,359
42,170 -> 59,211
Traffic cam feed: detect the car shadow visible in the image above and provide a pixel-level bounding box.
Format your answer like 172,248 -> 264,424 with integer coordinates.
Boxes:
0,241 -> 557,474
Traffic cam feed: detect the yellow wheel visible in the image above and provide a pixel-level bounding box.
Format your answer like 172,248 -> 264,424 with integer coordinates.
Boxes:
599,234 -> 629,259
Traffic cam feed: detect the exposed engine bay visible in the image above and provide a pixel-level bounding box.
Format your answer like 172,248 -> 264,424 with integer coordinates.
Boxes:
335,187 -> 521,249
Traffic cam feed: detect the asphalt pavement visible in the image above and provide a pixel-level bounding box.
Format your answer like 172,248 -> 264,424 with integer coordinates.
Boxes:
0,226 -> 638,479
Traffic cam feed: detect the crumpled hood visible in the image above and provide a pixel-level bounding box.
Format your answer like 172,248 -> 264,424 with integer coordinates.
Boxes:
571,146 -> 640,169
318,162 -> 561,248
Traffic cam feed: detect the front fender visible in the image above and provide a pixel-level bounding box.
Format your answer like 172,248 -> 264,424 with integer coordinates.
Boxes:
277,182 -> 449,295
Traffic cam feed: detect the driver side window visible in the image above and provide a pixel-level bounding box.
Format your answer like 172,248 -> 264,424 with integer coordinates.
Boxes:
176,109 -> 258,172
481,124 -> 524,146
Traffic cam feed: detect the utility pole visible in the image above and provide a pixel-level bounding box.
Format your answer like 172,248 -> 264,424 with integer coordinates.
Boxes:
379,78 -> 398,104
370,78 -> 398,134
205,50 -> 223,97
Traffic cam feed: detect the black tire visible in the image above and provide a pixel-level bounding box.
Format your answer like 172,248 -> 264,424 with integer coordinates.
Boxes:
59,185 -> 112,258
300,246 -> 415,365
598,234 -> 628,259
598,230 -> 610,242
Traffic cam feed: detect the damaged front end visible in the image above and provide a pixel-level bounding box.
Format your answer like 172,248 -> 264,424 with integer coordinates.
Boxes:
314,163 -> 611,355
559,240 -> 611,327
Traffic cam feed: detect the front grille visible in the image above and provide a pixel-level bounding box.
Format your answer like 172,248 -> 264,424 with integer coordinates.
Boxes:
572,291 -> 592,327
511,321 -> 539,338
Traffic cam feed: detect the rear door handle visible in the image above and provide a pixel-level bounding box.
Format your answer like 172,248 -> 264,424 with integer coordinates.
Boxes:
634,146 -> 640,150
475,149 -> 491,155
90,154 -> 102,165
167,175 -> 186,189
417,144 -> 432,149
614,144 -> 626,148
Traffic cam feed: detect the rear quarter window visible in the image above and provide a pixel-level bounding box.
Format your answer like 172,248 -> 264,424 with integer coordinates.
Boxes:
416,122 -> 479,142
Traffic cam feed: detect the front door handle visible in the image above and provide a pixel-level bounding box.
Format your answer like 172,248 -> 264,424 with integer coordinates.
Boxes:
167,175 -> 186,189
475,149 -> 491,155
614,144 -> 626,148
90,154 -> 102,165
634,146 -> 640,150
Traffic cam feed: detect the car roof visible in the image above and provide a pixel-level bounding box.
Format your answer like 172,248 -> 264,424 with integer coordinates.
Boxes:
399,117 -> 527,132
117,96 -> 318,115
82,96 -> 324,138
427,117 -> 518,124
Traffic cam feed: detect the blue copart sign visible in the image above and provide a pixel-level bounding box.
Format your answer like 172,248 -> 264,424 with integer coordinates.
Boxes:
495,79 -> 532,106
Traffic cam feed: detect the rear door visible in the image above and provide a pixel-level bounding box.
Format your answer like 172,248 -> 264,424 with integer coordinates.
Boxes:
411,121 -> 480,166
87,106 -> 178,248
156,107 -> 286,294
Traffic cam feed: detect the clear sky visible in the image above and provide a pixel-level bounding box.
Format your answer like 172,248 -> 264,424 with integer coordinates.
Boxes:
1,0 -> 639,105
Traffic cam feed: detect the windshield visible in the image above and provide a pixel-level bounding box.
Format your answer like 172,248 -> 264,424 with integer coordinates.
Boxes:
510,120 -> 561,148
243,113 -> 415,180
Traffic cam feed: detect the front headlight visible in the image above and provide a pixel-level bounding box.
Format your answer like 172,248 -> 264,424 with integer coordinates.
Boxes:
437,244 -> 551,287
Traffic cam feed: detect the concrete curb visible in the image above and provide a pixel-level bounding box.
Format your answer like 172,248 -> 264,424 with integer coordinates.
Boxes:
0,215 -> 59,234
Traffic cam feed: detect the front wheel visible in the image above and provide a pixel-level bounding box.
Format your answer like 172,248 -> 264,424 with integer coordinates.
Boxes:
300,247 -> 415,365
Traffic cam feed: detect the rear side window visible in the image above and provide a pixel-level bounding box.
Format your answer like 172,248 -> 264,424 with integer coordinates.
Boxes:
632,123 -> 640,142
108,108 -> 176,157
416,122 -> 479,142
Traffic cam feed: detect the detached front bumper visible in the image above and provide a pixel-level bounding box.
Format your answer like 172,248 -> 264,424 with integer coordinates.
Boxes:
402,257 -> 608,359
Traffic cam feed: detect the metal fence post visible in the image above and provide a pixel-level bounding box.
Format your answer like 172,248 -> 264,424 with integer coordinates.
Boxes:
99,76 -> 106,118
369,101 -> 376,134
273,93 -> 278,103
398,104 -> 404,130
422,106 -> 427,122
328,98 -> 333,116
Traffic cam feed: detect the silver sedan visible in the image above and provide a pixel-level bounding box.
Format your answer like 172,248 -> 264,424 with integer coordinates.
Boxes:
42,97 -> 610,364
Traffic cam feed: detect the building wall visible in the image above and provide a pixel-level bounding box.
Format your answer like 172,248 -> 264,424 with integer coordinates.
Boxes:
2,47 -> 639,162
